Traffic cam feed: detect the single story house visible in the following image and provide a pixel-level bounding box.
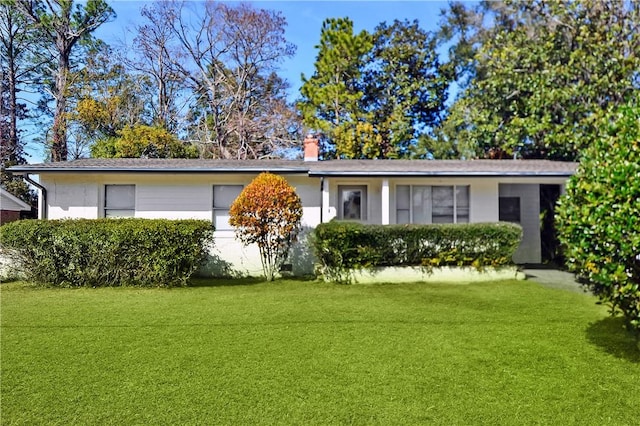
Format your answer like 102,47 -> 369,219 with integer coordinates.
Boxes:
8,137 -> 577,277
0,187 -> 32,225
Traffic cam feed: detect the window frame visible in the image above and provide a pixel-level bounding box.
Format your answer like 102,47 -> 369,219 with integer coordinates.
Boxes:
212,184 -> 244,232
395,184 -> 470,224
338,185 -> 368,221
104,184 -> 135,218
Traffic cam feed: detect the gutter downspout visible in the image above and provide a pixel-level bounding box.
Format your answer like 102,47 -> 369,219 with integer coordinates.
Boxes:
21,174 -> 47,219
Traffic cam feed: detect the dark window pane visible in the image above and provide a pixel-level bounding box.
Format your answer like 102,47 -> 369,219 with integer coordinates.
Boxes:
499,197 -> 521,223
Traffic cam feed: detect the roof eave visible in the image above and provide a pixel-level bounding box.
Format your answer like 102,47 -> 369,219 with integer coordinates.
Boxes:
307,171 -> 575,177
8,167 -> 310,174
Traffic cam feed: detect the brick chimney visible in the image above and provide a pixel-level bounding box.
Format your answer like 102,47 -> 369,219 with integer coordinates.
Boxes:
304,134 -> 319,162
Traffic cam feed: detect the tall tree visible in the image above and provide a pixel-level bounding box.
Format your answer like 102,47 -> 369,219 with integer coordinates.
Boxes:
298,18 -> 373,159
167,1 -> 297,159
363,19 -> 451,158
125,1 -> 183,132
433,0 -> 640,160
1,2 -> 28,165
0,1 -> 38,202
14,0 -> 115,162
68,41 -> 150,158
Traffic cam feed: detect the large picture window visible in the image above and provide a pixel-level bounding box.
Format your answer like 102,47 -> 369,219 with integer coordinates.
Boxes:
104,185 -> 135,217
396,185 -> 469,224
338,185 -> 367,221
213,185 -> 243,231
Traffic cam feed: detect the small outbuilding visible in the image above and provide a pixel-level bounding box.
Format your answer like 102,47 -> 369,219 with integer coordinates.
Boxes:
0,187 -> 32,225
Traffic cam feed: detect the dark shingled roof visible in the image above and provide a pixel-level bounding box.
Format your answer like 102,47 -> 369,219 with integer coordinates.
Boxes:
307,159 -> 577,176
8,158 -> 309,174
8,158 -> 577,177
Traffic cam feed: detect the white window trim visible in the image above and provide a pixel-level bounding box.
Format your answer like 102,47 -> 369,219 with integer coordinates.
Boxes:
104,184 -> 135,218
337,184 -> 368,222
396,184 -> 469,224
212,184 -> 243,233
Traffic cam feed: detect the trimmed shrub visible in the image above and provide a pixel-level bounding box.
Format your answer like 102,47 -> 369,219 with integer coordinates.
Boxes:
312,221 -> 522,283
229,172 -> 303,281
556,104 -> 640,337
0,219 -> 214,287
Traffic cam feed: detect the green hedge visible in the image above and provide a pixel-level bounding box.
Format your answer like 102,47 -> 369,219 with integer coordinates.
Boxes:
312,221 -> 522,282
0,219 -> 214,287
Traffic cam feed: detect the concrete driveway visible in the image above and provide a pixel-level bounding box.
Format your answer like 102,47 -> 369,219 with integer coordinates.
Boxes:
523,268 -> 586,293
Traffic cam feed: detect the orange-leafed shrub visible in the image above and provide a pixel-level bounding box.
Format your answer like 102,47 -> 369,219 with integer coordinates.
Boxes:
229,173 -> 303,281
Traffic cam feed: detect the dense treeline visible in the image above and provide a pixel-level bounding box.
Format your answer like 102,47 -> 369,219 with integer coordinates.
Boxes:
2,0 -> 639,200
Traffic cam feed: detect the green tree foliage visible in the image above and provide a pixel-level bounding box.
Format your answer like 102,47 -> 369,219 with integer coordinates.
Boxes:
1,2 -> 29,164
299,18 -> 450,159
0,2 -> 38,203
14,0 -> 115,162
431,0 -> 640,160
298,18 -> 373,158
363,20 -> 450,158
556,104 -> 640,337
229,173 -> 302,281
91,125 -> 198,159
68,41 -> 151,158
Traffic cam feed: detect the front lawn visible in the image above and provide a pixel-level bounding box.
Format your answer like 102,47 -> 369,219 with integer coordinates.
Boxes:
1,279 -> 638,425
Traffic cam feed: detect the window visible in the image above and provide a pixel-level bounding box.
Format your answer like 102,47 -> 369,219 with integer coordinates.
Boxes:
213,185 -> 243,231
104,185 -> 135,217
455,186 -> 470,223
338,185 -> 367,221
396,185 -> 469,224
499,197 -> 521,223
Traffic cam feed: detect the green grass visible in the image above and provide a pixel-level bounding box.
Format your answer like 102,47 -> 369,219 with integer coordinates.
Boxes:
1,279 -> 638,425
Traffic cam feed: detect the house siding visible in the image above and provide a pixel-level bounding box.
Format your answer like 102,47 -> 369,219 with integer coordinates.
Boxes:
44,178 -> 100,219
499,183 -> 541,264
1,196 -> 29,212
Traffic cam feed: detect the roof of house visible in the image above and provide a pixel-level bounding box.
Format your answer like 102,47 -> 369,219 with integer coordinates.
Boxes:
308,159 -> 577,176
8,158 -> 578,177
0,188 -> 31,211
7,158 -> 309,174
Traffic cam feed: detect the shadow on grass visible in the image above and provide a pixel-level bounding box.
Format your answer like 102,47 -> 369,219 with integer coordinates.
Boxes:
586,317 -> 640,363
188,276 -> 319,288
188,277 -> 265,287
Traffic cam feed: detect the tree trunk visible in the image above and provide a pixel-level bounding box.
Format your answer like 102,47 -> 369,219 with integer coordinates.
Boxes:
3,8 -> 19,164
7,41 -> 18,164
51,40 -> 71,162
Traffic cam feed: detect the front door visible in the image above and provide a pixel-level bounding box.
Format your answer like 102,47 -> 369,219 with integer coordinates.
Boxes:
540,184 -> 562,265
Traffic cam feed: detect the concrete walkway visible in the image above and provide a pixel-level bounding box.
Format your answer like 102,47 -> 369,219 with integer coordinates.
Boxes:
522,268 -> 585,293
